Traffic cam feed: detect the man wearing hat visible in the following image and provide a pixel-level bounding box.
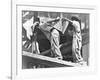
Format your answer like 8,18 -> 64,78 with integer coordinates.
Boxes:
67,16 -> 84,63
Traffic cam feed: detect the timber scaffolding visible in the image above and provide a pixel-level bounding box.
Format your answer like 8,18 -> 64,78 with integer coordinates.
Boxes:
22,51 -> 84,68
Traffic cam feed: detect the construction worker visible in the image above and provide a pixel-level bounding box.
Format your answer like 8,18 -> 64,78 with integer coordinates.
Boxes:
70,16 -> 84,63
23,13 -> 68,60
63,16 -> 84,63
39,17 -> 63,59
23,12 -> 40,54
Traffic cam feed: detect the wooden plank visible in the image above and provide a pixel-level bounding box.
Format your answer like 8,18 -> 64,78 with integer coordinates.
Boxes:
22,51 -> 81,67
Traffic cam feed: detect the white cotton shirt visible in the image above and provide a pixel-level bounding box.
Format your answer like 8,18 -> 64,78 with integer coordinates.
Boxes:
72,20 -> 81,32
23,17 -> 34,39
72,20 -> 82,50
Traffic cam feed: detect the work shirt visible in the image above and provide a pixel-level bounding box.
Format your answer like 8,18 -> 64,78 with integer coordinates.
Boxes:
72,20 -> 83,62
23,17 -> 34,40
72,21 -> 82,50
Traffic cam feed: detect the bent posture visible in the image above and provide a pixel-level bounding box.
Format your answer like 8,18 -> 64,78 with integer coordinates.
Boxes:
67,16 -> 84,63
39,17 -> 63,59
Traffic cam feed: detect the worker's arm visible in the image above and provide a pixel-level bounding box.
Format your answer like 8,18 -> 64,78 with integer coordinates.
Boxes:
47,17 -> 60,23
62,18 -> 73,23
31,21 -> 39,31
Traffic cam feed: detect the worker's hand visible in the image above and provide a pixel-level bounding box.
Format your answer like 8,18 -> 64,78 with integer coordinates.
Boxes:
31,21 -> 39,31
56,17 -> 60,20
72,21 -> 78,27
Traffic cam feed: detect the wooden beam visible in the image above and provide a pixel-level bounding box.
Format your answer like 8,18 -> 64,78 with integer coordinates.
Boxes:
22,51 -> 81,67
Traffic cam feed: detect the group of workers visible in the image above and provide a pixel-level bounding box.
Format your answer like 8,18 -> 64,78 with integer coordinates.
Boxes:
23,12 -> 85,64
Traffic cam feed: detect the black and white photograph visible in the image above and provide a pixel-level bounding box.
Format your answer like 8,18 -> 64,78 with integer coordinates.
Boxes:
22,10 -> 89,69
0,0 -> 99,79
10,1 -> 97,80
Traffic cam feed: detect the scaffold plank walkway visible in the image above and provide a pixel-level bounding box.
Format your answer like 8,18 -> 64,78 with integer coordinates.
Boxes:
22,51 -> 82,67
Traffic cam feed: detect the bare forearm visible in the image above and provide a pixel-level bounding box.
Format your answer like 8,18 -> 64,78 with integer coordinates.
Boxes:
47,18 -> 60,23
62,18 -> 73,23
